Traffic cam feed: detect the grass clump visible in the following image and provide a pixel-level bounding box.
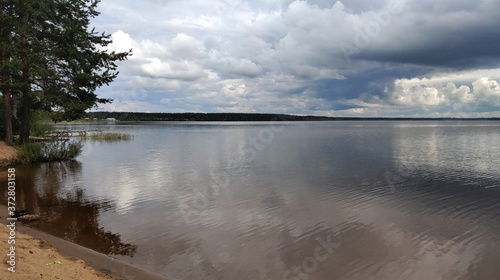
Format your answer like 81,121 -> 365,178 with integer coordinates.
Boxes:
16,141 -> 83,164
81,132 -> 133,142
15,143 -> 43,163
44,141 -> 83,162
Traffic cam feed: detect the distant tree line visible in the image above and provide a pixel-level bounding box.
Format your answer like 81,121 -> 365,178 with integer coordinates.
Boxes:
86,112 -> 337,122
85,112 -> 500,122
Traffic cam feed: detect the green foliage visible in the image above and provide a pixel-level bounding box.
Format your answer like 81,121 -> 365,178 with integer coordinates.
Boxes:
15,141 -> 83,164
15,143 -> 43,164
30,110 -> 53,137
1,0 -> 131,144
36,0 -> 132,122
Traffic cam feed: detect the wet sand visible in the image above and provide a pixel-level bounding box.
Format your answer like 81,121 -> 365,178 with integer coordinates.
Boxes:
1,224 -> 116,280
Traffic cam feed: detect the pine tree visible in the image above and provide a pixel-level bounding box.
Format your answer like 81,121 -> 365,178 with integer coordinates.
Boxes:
0,0 -> 15,145
1,0 -> 131,144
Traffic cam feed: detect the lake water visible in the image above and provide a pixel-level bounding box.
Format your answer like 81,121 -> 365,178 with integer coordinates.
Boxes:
2,121 -> 500,279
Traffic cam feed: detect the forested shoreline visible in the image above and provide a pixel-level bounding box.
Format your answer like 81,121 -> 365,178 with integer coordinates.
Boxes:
85,112 -> 500,122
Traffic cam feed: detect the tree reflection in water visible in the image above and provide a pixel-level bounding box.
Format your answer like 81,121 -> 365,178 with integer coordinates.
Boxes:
0,161 -> 137,257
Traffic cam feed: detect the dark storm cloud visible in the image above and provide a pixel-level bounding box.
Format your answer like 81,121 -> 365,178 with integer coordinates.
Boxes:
350,0 -> 500,69
92,0 -> 500,116
311,66 -> 430,101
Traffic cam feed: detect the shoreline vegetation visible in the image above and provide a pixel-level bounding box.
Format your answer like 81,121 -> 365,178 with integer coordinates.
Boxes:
15,141 -> 84,164
0,131 -> 133,165
84,112 -> 500,122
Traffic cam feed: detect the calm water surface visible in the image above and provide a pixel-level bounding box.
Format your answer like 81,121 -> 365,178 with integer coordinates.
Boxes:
2,121 -> 500,279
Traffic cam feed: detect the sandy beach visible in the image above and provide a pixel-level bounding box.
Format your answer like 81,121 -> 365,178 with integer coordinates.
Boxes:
1,224 -> 117,280
0,141 -> 17,165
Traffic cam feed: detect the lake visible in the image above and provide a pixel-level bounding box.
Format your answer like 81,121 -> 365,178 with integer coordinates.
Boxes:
2,120 -> 500,279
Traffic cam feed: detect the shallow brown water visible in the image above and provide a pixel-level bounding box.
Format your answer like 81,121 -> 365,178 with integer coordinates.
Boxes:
2,121 -> 500,279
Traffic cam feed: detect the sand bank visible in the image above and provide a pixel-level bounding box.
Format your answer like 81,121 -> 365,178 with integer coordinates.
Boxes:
0,141 -> 17,166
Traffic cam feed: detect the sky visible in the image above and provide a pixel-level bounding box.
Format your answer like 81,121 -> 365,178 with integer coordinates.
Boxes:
90,0 -> 500,117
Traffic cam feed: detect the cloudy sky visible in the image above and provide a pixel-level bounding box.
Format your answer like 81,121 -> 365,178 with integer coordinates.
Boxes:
90,0 -> 500,117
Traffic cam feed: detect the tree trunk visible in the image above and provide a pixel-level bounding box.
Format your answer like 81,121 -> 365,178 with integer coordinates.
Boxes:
18,10 -> 31,145
2,91 -> 13,145
1,0 -> 13,145
11,93 -> 17,119
18,70 -> 31,144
